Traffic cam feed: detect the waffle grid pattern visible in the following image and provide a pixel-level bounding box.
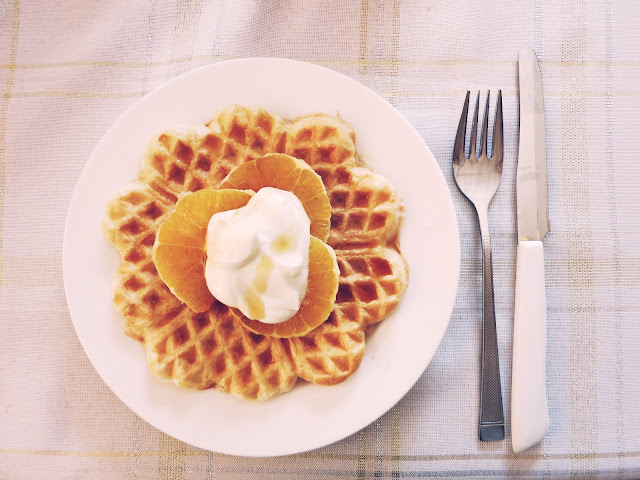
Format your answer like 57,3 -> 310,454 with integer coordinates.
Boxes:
104,105 -> 408,400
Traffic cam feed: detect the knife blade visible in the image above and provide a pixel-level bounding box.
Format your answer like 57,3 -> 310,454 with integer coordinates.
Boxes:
511,46 -> 550,453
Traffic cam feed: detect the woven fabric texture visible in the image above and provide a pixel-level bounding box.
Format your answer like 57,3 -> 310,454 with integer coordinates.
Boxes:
1,1 -> 639,478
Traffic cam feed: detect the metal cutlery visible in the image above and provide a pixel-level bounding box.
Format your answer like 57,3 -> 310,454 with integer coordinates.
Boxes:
511,46 -> 550,453
452,90 -> 505,441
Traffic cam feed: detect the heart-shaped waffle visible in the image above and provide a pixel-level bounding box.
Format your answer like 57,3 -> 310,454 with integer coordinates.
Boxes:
104,105 -> 408,400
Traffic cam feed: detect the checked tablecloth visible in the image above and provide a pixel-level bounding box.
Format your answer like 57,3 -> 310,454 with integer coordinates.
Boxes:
1,1 -> 639,478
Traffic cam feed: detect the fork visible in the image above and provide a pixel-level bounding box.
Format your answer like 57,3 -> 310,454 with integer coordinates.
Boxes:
452,90 -> 505,441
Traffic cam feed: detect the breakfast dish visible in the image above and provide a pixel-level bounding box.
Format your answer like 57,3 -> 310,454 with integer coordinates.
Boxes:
104,105 -> 408,400
64,57 -> 459,455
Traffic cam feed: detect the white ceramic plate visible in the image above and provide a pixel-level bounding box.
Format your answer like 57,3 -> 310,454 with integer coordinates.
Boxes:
63,58 -> 459,457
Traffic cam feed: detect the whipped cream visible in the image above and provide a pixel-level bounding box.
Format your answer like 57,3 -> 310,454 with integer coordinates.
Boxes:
204,187 -> 310,324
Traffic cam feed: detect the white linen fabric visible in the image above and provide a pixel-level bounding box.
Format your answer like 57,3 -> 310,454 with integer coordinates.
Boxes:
1,1 -> 639,478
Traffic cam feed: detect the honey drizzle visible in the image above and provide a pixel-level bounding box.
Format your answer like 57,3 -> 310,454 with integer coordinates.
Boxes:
243,255 -> 274,320
271,233 -> 295,253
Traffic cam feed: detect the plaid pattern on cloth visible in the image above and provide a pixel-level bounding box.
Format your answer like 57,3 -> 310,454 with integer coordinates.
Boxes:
1,1 -> 639,478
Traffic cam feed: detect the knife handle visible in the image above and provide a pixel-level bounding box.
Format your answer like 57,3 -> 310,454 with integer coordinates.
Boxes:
511,240 -> 549,453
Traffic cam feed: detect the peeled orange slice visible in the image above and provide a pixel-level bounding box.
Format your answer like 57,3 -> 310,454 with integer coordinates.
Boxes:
219,153 -> 331,241
238,236 -> 339,338
153,189 -> 253,312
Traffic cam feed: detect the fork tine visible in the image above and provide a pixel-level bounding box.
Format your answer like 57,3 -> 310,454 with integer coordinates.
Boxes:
492,90 -> 503,161
469,91 -> 480,159
480,91 -> 490,156
453,91 -> 470,164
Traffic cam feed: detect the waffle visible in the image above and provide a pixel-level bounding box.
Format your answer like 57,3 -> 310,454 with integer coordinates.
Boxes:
139,106 -> 287,201
104,181 -> 174,341
284,113 -> 359,168
318,166 -> 404,249
287,246 -> 408,385
287,308 -> 365,385
144,300 -> 298,400
334,247 -> 408,328
104,105 -> 408,400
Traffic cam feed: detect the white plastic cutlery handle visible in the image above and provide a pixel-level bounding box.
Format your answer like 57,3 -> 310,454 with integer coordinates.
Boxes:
511,240 -> 549,453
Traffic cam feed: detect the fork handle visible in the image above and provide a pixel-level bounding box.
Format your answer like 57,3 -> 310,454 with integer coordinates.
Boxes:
479,234 -> 505,441
511,241 -> 549,452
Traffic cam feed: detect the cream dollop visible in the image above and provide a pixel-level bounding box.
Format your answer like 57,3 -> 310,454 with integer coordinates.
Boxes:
204,187 -> 310,324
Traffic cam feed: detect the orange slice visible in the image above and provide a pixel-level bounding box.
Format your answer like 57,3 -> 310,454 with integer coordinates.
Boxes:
219,153 -> 331,241
153,189 -> 252,312
238,236 -> 339,338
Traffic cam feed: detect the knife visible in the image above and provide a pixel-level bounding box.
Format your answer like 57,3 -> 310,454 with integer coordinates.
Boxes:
511,46 -> 550,453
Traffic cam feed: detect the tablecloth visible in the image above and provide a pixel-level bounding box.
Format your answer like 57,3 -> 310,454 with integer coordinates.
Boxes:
1,0 -> 639,478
